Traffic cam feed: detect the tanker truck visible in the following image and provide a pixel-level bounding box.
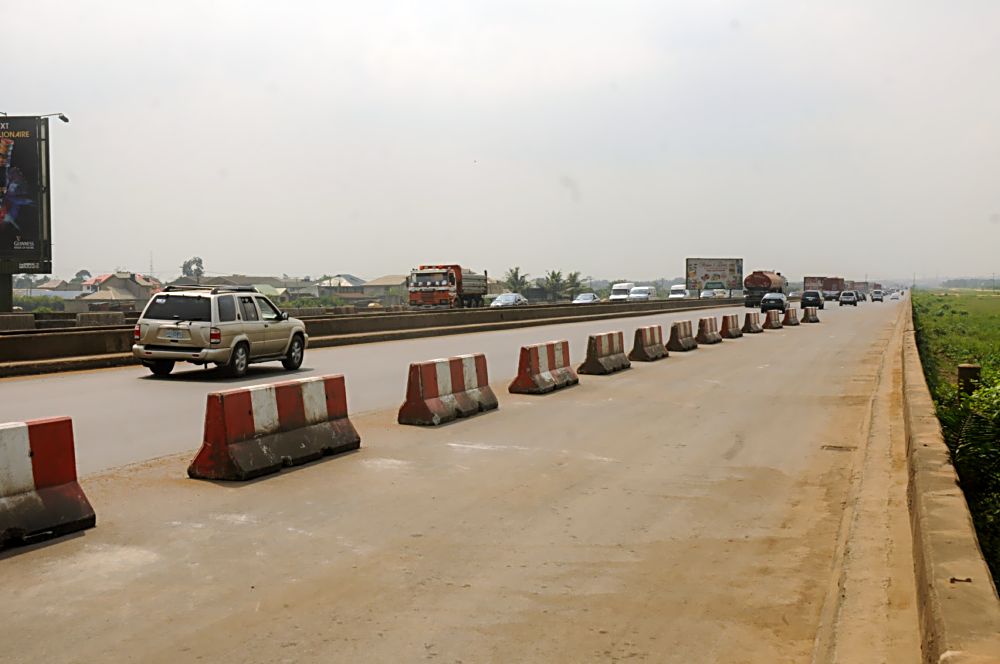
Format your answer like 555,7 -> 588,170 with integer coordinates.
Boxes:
743,270 -> 788,308
407,264 -> 488,308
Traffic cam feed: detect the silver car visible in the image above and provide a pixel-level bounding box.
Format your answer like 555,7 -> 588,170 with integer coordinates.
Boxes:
132,285 -> 308,377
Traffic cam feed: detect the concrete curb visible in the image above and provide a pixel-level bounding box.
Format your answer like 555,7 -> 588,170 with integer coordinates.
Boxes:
902,299 -> 1000,663
0,301 -> 735,379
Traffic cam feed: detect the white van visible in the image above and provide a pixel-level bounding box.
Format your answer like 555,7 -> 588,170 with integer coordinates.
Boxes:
668,284 -> 687,299
628,286 -> 656,301
609,282 -> 634,303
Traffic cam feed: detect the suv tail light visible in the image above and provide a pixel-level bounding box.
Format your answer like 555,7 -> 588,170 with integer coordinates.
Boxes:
133,324 -> 141,342
210,327 -> 222,345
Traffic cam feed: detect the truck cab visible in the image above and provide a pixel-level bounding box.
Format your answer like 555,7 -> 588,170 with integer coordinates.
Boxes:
408,264 -> 487,308
609,282 -> 635,302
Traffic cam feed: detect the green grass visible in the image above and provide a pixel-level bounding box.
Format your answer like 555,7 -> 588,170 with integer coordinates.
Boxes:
912,290 -> 1000,583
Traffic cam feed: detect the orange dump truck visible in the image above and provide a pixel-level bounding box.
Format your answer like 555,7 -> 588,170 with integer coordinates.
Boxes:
407,264 -> 488,308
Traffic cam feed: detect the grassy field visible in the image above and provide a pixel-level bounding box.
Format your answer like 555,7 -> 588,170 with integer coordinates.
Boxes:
912,290 -> 1000,584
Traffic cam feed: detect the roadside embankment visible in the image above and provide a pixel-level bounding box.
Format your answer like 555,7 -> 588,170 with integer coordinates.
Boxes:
902,299 -> 1000,662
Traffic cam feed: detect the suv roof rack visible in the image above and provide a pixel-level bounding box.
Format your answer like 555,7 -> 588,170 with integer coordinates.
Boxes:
162,285 -> 260,294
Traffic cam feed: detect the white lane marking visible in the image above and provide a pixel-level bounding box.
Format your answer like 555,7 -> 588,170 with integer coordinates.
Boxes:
213,513 -> 258,525
301,379 -> 328,424
249,385 -> 280,433
360,458 -> 412,470
0,422 -> 34,496
447,442 -> 533,452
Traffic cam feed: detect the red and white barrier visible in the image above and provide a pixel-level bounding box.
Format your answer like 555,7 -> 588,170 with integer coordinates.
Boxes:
667,320 -> 698,351
578,331 -> 631,375
801,307 -> 821,323
0,417 -> 95,548
763,310 -> 783,329
720,314 -> 743,339
742,312 -> 764,334
398,354 -> 499,425
188,374 -> 361,481
629,325 -> 668,362
509,340 -> 578,394
696,317 -> 723,344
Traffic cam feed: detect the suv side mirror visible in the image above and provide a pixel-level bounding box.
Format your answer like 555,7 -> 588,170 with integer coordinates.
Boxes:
281,312 -> 289,320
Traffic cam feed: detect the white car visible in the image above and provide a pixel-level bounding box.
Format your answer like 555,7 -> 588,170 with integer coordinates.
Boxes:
839,291 -> 858,306
668,285 -> 687,299
890,292 -> 900,300
699,289 -> 716,299
627,286 -> 656,302
572,293 -> 600,304
609,282 -> 635,303
713,289 -> 729,298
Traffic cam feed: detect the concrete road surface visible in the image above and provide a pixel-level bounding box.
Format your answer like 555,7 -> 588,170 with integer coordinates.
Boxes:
0,300 -> 920,662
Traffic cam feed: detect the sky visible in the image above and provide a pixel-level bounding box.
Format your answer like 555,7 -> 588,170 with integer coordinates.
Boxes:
6,1 -> 1000,283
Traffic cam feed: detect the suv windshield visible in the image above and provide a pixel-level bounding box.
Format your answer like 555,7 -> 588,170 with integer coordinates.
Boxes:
413,272 -> 448,285
611,288 -> 629,296
143,294 -> 212,321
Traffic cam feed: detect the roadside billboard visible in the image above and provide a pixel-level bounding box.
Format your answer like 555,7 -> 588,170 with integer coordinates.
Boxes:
804,276 -> 824,291
1,116 -> 52,274
685,257 -> 743,294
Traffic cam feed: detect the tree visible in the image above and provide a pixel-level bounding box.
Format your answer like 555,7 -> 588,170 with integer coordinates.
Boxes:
565,271 -> 583,299
71,269 -> 92,284
542,270 -> 565,302
503,266 -> 530,293
181,256 -> 205,279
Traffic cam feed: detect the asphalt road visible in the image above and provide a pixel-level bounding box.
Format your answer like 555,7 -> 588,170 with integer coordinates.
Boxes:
2,303 -> 756,475
0,299 -> 920,662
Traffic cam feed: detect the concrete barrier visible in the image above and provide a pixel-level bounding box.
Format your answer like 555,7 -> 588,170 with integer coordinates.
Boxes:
509,340 -> 578,394
578,331 -> 631,375
762,310 -> 783,330
667,320 -> 698,352
781,308 -> 800,326
75,312 -> 125,327
696,317 -> 723,345
628,325 -> 668,362
0,314 -> 35,331
742,312 -> 764,334
0,416 -> 96,548
398,354 -> 498,425
284,307 -> 325,318
187,375 -> 361,481
902,306 -> 1000,661
720,314 -> 743,339
801,307 -> 821,323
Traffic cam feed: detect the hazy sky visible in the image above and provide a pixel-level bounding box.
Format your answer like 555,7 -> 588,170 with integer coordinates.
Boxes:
7,1 -> 1000,282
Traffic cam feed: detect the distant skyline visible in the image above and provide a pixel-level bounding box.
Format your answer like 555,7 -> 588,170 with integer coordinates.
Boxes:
7,1 -> 999,282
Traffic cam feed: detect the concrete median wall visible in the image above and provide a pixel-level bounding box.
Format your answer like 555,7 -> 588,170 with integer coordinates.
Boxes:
902,300 -> 1000,662
0,299 -> 739,369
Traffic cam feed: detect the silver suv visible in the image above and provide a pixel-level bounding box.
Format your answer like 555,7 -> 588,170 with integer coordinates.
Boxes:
132,285 -> 308,377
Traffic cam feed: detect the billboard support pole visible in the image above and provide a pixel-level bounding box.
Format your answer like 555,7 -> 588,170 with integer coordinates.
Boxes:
0,274 -> 11,313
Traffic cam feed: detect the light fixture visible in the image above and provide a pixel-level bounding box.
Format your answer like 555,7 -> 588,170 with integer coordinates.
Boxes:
39,113 -> 70,123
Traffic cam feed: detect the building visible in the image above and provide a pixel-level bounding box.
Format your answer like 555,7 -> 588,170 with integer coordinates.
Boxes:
76,272 -> 164,311
362,275 -> 408,304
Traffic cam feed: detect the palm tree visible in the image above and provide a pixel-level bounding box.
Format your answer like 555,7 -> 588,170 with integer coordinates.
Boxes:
565,271 -> 583,299
543,270 -> 565,302
503,266 -> 530,293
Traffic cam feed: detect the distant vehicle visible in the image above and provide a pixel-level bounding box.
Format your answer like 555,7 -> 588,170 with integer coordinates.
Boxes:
744,270 -> 788,308
712,289 -> 729,298
857,291 -> 867,302
132,285 -> 307,378
408,264 -> 487,308
490,292 -> 528,308
823,290 -> 840,301
788,291 -> 801,299
668,285 -> 687,299
628,286 -> 656,302
572,292 -> 600,304
890,291 -> 900,300
801,290 -> 825,309
609,282 -> 635,303
760,292 -> 788,313
805,276 -> 846,293
699,289 -> 717,299
839,291 -> 858,306
871,290 -> 884,302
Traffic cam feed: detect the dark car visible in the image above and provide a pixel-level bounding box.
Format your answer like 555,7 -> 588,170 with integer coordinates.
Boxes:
760,292 -> 788,313
800,290 -> 825,310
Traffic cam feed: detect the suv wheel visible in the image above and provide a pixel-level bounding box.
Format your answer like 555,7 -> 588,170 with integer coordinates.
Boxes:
282,335 -> 304,370
149,360 -> 174,377
227,342 -> 249,378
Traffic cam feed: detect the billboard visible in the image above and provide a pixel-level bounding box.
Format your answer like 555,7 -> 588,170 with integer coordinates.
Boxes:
685,257 -> 743,293
1,116 -> 52,273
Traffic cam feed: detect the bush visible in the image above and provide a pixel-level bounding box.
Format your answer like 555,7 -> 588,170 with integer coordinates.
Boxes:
913,290 -> 1000,583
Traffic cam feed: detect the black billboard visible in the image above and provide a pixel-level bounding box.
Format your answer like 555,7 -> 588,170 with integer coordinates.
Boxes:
0,116 -> 51,273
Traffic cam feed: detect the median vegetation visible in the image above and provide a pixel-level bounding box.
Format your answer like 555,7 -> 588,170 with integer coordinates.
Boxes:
912,290 -> 1000,584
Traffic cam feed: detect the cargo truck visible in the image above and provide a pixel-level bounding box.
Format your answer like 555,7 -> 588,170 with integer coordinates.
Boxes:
743,270 -> 788,307
407,264 -> 488,308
